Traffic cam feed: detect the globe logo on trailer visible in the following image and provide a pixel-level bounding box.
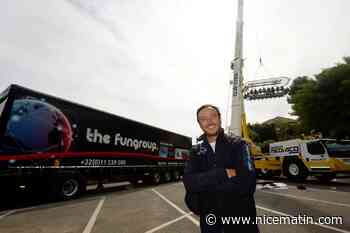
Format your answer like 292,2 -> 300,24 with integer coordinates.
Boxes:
4,99 -> 73,153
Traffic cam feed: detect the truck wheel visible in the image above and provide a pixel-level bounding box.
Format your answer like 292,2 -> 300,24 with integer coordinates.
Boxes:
149,172 -> 161,185
283,158 -> 308,181
316,173 -> 335,183
163,171 -> 172,183
172,170 -> 180,181
50,173 -> 86,200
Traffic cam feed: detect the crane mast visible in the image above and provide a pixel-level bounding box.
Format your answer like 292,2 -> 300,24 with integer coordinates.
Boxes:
228,0 -> 290,138
229,0 -> 244,136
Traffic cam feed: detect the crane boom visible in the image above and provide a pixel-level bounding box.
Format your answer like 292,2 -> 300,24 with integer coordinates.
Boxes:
229,0 -> 244,136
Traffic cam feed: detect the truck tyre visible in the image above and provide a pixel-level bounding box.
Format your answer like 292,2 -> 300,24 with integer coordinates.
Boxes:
163,171 -> 172,183
283,158 -> 308,181
146,172 -> 161,185
50,173 -> 86,200
172,170 -> 180,181
316,173 -> 336,183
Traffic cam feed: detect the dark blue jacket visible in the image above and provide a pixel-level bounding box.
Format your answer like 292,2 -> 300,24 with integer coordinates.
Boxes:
183,130 -> 258,231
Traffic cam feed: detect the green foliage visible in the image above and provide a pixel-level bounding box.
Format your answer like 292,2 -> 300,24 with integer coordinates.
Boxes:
249,117 -> 302,144
287,76 -> 313,103
248,123 -> 277,143
288,57 -> 350,138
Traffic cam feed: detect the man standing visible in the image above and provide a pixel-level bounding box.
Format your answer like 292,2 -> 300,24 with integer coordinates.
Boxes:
183,104 -> 259,232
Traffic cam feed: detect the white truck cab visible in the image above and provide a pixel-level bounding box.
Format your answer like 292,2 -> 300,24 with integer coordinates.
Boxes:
263,138 -> 350,181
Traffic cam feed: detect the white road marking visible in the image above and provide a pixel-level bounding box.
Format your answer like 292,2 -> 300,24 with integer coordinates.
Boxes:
0,205 -> 40,220
261,190 -> 350,208
257,205 -> 350,233
152,186 -> 349,233
0,196 -> 103,220
151,189 -> 199,226
144,212 -> 194,233
82,197 -> 105,233
0,210 -> 17,220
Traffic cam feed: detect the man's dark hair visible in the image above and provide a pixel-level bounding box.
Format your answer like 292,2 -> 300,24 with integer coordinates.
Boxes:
196,104 -> 221,122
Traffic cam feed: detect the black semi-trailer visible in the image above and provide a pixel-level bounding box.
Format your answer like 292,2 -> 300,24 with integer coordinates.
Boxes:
0,84 -> 191,200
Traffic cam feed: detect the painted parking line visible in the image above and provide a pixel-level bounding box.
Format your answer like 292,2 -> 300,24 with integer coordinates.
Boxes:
144,212 -> 194,233
151,189 -> 199,227
257,205 -> 350,233
82,197 -> 105,233
154,184 -> 349,233
0,210 -> 17,220
0,196 -> 103,221
260,190 -> 350,208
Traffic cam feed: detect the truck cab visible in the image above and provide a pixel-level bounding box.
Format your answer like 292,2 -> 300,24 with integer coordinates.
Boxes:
262,138 -> 350,181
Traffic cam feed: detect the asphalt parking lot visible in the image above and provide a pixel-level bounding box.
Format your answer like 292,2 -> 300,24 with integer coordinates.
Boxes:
1,178 -> 350,233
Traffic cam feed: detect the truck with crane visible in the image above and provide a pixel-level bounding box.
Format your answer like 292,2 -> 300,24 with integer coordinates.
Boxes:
228,0 -> 350,182
253,137 -> 350,181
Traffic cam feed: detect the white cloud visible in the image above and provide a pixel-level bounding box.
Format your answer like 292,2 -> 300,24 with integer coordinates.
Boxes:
1,0 -> 349,141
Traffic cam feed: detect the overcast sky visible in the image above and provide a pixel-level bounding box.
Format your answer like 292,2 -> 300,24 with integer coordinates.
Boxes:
1,0 -> 350,140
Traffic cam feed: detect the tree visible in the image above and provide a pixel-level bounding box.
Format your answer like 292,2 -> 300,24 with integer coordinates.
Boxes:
249,119 -> 303,143
248,123 -> 277,143
288,57 -> 350,138
287,76 -> 312,103
274,121 -> 303,141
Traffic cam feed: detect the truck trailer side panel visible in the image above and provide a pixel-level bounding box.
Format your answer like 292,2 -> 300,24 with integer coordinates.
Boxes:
0,84 -> 191,200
